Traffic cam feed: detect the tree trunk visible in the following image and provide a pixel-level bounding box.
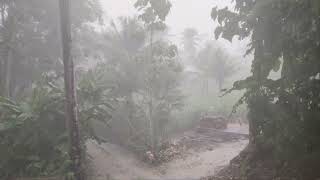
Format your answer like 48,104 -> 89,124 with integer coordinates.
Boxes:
4,48 -> 13,98
0,4 -> 4,96
149,26 -> 156,153
217,79 -> 223,91
206,78 -> 209,96
59,0 -> 83,179
1,3 -> 14,98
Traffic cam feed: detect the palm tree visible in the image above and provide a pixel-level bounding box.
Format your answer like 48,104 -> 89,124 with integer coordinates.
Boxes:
196,43 -> 236,93
59,0 -> 83,179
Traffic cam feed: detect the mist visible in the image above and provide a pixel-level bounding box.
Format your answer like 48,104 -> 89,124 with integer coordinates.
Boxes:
0,0 -> 319,180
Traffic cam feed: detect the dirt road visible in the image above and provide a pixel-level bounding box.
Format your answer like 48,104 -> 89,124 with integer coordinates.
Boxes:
87,124 -> 248,180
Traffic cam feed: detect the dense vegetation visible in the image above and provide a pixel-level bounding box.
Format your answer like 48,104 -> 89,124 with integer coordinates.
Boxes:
0,0 -> 185,178
0,0 -> 319,179
212,0 -> 320,179
0,0 -> 104,178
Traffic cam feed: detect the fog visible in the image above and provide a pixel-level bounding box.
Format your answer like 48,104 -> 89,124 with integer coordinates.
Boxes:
1,0 -> 319,179
101,0 -> 249,56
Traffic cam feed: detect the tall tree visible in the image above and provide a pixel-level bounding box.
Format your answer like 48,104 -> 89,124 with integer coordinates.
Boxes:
0,0 -> 102,99
0,1 -> 15,98
59,0 -> 83,179
135,0 -> 172,153
212,0 -> 320,178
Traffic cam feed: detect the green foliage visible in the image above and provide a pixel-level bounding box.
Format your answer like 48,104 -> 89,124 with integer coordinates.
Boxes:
137,41 -> 184,148
87,17 -> 184,152
108,39 -> 184,151
134,0 -> 171,30
77,69 -> 114,142
0,72 -> 113,178
212,0 -> 320,169
0,0 -> 102,98
0,0 -> 108,178
0,83 -> 69,178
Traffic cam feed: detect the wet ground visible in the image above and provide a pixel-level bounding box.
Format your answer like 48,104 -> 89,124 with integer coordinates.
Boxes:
87,124 -> 249,180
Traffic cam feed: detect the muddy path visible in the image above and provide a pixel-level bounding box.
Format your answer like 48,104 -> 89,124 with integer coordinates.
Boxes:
87,124 -> 249,180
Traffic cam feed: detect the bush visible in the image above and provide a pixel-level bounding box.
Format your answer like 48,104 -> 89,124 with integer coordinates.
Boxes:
0,74 -> 113,179
0,85 -> 70,178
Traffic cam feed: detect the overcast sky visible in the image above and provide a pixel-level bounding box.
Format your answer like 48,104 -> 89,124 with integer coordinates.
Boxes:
100,0 -> 230,34
99,0 -> 250,61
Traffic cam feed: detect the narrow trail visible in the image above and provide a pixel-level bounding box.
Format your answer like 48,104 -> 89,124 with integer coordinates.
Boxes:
87,124 -> 249,180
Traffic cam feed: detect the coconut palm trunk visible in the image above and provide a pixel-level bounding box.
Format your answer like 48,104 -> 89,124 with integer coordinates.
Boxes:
59,0 -> 83,179
1,2 -> 14,98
